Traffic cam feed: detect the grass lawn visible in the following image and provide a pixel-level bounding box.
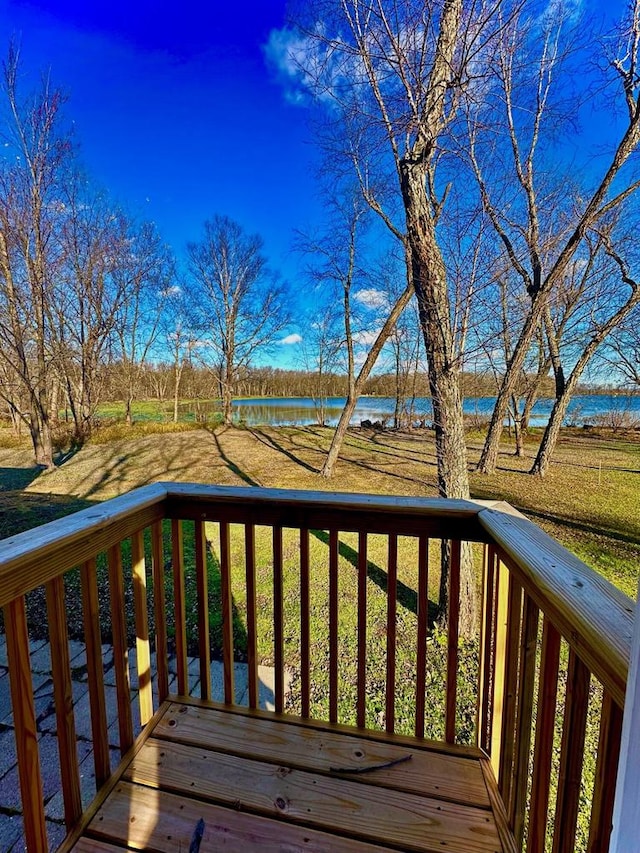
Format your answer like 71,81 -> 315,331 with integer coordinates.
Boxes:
2,421 -> 637,593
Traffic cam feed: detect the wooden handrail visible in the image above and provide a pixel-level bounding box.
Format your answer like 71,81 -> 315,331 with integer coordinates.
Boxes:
478,503 -> 633,709
0,483 -> 167,606
0,483 -> 634,852
0,484 -> 632,702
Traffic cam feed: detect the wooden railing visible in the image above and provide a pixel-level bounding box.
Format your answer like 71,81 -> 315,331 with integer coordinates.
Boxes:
0,484 -> 633,852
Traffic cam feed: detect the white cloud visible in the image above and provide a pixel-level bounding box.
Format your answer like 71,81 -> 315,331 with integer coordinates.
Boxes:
162,285 -> 182,296
280,333 -> 303,345
353,329 -> 380,346
354,289 -> 389,310
264,24 -> 360,107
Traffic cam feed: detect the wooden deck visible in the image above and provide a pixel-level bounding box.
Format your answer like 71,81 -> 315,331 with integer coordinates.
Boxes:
65,698 -> 516,853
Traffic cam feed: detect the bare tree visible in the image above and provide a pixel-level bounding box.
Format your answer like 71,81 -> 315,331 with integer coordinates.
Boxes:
112,220 -> 174,425
531,226 -> 640,475
470,0 -> 640,473
279,0 -> 505,508
0,44 -> 70,467
604,313 -> 640,387
187,215 -> 290,425
52,179 -> 131,441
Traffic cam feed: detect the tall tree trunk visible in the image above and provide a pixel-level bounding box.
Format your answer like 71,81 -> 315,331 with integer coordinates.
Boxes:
400,162 -> 469,500
400,160 -> 476,635
321,280 -> 414,477
477,298 -> 544,473
29,396 -> 54,469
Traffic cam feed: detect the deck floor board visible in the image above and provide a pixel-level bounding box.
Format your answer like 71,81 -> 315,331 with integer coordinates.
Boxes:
70,698 -> 514,853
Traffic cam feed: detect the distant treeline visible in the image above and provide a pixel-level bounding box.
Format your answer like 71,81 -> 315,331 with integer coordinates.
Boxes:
99,362 -> 566,403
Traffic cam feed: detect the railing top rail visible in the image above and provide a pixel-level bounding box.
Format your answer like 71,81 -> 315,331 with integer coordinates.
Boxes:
161,482 -> 489,535
0,482 -> 633,705
479,503 -> 634,708
0,483 -> 168,606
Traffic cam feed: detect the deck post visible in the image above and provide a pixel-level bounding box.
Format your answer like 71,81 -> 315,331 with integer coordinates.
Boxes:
610,574 -> 640,851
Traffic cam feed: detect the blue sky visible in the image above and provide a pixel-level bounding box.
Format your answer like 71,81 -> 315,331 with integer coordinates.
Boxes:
0,0 -> 634,377
0,0 -> 325,363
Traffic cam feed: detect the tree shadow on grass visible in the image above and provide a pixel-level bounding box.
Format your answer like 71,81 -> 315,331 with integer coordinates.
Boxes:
311,529 -> 439,629
208,428 -> 261,487
249,428 -> 319,474
0,465 -> 43,492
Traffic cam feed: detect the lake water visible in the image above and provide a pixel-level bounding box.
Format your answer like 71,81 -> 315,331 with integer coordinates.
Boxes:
194,394 -> 640,428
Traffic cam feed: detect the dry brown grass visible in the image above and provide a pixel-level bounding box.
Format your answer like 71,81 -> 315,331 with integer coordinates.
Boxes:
1,423 -> 638,595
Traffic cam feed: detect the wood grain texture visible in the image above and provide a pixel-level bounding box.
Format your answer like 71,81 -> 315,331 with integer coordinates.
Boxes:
415,534 -> 429,739
171,519 -> 188,695
46,576 -> 82,829
0,484 -> 166,606
162,483 -> 488,541
299,527 -> 311,718
478,545 -> 497,753
552,651 -> 590,853
126,738 -> 503,853
131,530 -> 153,725
445,540 -> 461,744
107,544 -> 133,754
587,692 -> 623,853
273,525 -> 284,713
219,520 -> 235,704
490,559 -> 509,778
245,523 -> 259,710
167,694 -> 485,759
386,533 -> 397,735
498,576 -> 522,805
71,841 -> 125,853
151,521 -> 169,703
329,528 -> 339,725
479,759 -> 519,853
527,618 -> 561,853
511,595 -> 539,846
85,781 -> 397,852
4,596 -> 48,852
357,530 -> 368,729
194,519 -> 211,700
155,702 -> 491,806
81,558 -> 111,788
479,505 -> 632,707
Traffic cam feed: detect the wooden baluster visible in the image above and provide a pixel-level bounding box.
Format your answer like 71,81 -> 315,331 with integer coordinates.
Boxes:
151,521 -> 169,703
552,650 -> 591,853
171,519 -> 188,696
385,533 -> 398,734
132,531 -> 153,725
4,597 -> 48,851
511,595 -> 539,846
414,534 -> 428,739
587,691 -> 623,852
46,576 -> 82,830
107,544 -> 133,754
490,556 -> 509,777
195,520 -> 211,701
329,528 -> 339,724
478,544 -> 497,752
80,557 -> 110,787
300,527 -> 310,718
273,525 -> 284,713
246,524 -> 259,710
527,618 -> 561,853
219,521 -> 235,704
499,575 -> 523,805
357,530 -> 368,729
445,539 -> 461,744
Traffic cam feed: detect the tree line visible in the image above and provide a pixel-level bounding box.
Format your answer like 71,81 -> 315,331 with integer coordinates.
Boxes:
0,47 -> 290,466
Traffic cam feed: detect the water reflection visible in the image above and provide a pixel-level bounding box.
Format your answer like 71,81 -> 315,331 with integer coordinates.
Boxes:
178,394 -> 640,428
